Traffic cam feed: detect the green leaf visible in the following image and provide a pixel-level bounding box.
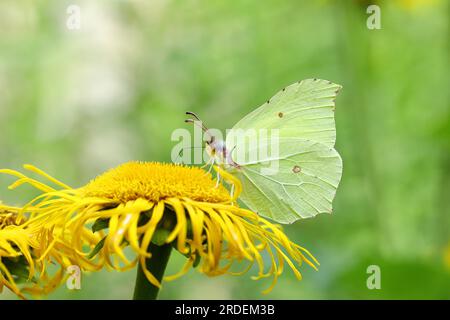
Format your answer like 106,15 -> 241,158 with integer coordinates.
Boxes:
87,236 -> 107,259
1,256 -> 33,283
92,218 -> 109,233
151,228 -> 171,246
193,253 -> 201,268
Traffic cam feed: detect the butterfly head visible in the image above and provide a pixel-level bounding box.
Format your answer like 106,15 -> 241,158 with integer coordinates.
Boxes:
185,111 -> 239,169
205,138 -> 227,164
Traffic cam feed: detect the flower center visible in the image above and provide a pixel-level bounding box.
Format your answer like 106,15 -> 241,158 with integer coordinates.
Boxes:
80,162 -> 231,203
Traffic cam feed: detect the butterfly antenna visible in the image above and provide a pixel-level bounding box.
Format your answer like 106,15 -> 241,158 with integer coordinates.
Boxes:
186,111 -> 201,121
185,111 -> 214,143
184,119 -> 209,132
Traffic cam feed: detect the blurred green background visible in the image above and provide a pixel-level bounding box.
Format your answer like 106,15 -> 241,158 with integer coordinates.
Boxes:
1,0 -> 449,299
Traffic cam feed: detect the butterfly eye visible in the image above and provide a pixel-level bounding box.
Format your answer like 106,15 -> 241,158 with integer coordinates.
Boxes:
292,165 -> 301,173
278,112 -> 284,118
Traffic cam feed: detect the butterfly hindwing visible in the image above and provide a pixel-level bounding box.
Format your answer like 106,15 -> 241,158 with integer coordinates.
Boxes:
225,79 -> 343,223
229,138 -> 342,223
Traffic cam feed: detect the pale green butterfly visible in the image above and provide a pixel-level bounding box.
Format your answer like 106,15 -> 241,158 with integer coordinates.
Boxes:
185,78 -> 343,224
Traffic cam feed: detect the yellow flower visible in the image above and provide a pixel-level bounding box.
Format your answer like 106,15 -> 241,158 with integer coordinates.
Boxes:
1,162 -> 318,294
0,202 -> 90,298
0,205 -> 35,298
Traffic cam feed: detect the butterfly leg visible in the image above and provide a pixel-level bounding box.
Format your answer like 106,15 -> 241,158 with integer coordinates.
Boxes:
230,183 -> 235,201
215,170 -> 221,188
202,157 -> 215,176
201,156 -> 212,169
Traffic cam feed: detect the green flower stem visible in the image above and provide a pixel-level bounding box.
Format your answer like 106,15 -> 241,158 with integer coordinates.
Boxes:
133,242 -> 172,300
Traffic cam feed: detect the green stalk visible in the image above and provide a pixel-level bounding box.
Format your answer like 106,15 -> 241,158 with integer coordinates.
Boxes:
133,242 -> 172,300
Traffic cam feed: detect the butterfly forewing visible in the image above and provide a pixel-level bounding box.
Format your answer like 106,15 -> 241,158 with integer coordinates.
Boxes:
226,78 -> 342,151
